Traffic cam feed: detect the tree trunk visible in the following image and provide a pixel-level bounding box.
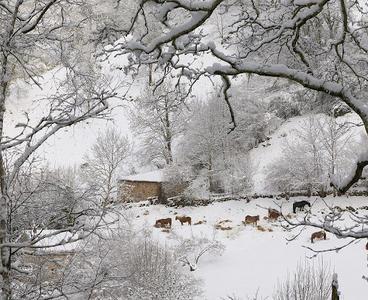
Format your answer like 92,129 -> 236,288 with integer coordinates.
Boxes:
332,273 -> 340,300
0,69 -> 11,300
0,74 -> 11,300
164,96 -> 173,165
0,8 -> 15,295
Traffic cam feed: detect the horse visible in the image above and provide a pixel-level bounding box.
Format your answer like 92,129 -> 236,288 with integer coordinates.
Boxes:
311,231 -> 326,243
293,200 -> 311,213
175,215 -> 192,225
268,208 -> 281,220
155,218 -> 172,228
245,215 -> 260,226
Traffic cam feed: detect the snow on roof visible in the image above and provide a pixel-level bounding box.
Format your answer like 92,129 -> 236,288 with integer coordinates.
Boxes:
120,170 -> 165,183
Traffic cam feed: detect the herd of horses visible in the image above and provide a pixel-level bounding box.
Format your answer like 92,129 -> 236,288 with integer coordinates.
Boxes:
154,200 -> 327,244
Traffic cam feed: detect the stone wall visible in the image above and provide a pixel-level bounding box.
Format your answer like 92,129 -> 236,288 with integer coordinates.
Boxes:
20,251 -> 74,283
119,180 -> 162,202
118,180 -> 191,203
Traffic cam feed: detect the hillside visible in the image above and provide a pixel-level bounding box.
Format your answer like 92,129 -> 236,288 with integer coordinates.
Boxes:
250,113 -> 365,194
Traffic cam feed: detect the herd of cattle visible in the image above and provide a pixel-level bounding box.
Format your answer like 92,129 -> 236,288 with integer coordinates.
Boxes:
153,200 -> 327,244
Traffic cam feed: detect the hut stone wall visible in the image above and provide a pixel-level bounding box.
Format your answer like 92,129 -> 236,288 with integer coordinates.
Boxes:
119,180 -> 162,202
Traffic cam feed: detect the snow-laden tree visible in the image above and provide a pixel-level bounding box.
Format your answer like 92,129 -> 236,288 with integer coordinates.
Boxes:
267,115 -> 355,194
107,0 -> 368,194
128,82 -> 188,167
0,1 -> 121,298
80,128 -> 131,205
61,231 -> 203,300
317,116 -> 355,180
11,165 -> 92,232
179,95 -> 229,192
178,89 -> 260,194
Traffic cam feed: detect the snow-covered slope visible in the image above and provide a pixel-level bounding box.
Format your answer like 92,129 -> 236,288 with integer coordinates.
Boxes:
249,113 -> 365,194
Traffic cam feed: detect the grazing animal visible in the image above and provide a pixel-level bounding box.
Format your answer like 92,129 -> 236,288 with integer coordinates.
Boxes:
175,215 -> 192,226
155,218 -> 172,228
311,231 -> 326,243
268,208 -> 281,220
293,200 -> 311,213
245,215 -> 260,226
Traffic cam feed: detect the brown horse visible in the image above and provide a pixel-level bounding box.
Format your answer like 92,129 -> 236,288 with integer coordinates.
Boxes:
268,208 -> 281,221
155,218 -> 172,228
245,215 -> 260,226
175,215 -> 192,225
311,231 -> 326,243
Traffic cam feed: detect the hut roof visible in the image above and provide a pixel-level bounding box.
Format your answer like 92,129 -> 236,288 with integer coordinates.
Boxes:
120,170 -> 165,183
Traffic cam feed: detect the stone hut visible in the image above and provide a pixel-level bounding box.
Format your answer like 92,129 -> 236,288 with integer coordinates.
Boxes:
118,170 -> 189,203
118,170 -> 165,202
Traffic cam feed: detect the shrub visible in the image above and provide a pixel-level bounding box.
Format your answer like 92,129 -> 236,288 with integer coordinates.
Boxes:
273,260 -> 332,300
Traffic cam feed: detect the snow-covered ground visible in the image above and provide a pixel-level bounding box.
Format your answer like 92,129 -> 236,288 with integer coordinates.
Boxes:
121,196 -> 368,299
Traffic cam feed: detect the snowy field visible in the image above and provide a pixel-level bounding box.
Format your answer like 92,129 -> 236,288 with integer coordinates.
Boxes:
120,196 -> 368,299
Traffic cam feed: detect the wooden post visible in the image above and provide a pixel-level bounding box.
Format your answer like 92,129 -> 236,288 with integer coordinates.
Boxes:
332,273 -> 340,300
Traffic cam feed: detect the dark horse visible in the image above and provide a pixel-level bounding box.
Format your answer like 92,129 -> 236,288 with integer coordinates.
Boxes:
293,200 -> 311,213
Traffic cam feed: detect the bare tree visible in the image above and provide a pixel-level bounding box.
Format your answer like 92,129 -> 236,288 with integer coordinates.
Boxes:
81,128 -> 131,205
128,82 -> 188,168
317,116 -> 355,182
0,1 -> 121,298
11,165 -> 91,232
267,115 -> 355,195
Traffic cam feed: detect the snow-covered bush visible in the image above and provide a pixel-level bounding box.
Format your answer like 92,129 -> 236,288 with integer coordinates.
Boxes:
172,232 -> 225,272
266,143 -> 326,194
164,163 -> 193,185
223,260 -> 332,300
57,230 -> 203,299
273,260 -> 332,300
122,239 -> 203,299
183,172 -> 211,200
221,154 -> 254,195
